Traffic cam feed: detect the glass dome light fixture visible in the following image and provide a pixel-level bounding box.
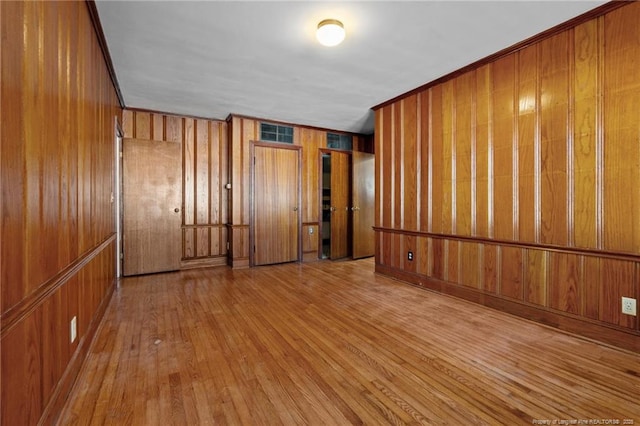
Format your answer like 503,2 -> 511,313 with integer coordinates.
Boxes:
316,19 -> 345,47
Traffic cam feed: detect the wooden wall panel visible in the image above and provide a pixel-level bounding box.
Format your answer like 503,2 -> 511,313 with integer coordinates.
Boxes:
380,106 -> 392,229
402,96 -> 418,231
549,252 -> 580,315
475,66 -> 491,238
603,3 -> 640,254
431,238 -> 444,281
416,236 -> 429,276
460,242 -> 480,289
374,2 -> 640,350
1,1 -> 120,423
228,115 -> 368,266
573,20 -> 599,250
455,74 -> 473,237
441,81 -> 454,235
125,110 -> 228,265
582,256 -> 601,320
402,235 -> 416,273
599,259 -> 637,330
1,310 -> 43,425
301,128 -> 324,225
491,56 -> 516,241
500,246 -> 523,301
517,45 -> 538,244
483,244 -> 498,294
430,87 -> 444,235
524,249 -> 547,306
446,240 -> 459,284
418,91 -> 430,232
393,104 -> 402,230
539,33 -> 570,247
302,226 -> 319,253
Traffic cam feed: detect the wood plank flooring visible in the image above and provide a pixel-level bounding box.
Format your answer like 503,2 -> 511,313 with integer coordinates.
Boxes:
58,259 -> 640,425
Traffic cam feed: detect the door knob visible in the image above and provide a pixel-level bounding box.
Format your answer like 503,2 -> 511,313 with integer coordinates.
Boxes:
330,206 -> 336,212
174,208 -> 180,213
293,206 -> 298,211
351,206 -> 360,211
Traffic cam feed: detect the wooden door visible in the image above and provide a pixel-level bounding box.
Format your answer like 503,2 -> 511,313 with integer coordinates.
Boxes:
253,145 -> 300,266
352,151 -> 375,259
330,151 -> 350,259
123,138 -> 182,276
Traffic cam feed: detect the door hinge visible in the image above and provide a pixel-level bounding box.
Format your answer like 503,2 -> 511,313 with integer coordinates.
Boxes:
119,151 -> 123,158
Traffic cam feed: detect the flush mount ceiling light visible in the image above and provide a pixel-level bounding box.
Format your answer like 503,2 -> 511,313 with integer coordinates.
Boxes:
316,19 -> 345,47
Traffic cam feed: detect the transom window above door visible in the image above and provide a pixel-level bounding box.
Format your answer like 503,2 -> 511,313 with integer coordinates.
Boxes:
260,123 -> 294,144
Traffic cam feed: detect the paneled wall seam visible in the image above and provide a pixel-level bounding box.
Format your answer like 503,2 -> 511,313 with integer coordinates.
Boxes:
427,89 -> 434,233
416,95 -> 422,231
567,28 -> 576,248
595,16 -> 604,251
451,83 -> 456,235
471,71 -> 478,237
512,53 -> 520,241
487,65 -> 494,239
534,43 -> 542,243
400,100 -> 405,229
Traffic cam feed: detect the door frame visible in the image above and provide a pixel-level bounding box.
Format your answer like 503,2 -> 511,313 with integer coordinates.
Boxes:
249,141 -> 302,267
318,148 -> 353,260
114,116 -> 124,279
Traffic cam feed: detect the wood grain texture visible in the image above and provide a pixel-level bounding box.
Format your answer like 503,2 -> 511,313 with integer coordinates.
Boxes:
302,224 -> 319,256
573,19 -> 599,250
603,3 -> 640,254
373,2 -> 640,351
491,55 -> 516,241
58,259 -> 640,424
123,138 -> 182,276
352,151 -> 375,259
229,115 -> 369,266
125,110 -> 229,262
550,252 -> 581,315
330,151 -> 350,260
252,145 -> 300,266
402,96 -> 418,231
1,1 -> 119,424
301,128 -> 323,225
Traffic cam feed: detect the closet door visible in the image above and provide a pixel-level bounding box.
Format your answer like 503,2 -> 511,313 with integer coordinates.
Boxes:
330,151 -> 350,259
352,151 -> 375,258
253,144 -> 300,266
123,138 -> 182,276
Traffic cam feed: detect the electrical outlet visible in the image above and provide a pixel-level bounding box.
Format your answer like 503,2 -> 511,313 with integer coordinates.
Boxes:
407,251 -> 413,261
70,316 -> 77,343
309,227 -> 314,234
622,297 -> 636,316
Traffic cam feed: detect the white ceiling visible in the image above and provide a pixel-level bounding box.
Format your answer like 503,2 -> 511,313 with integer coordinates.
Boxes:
95,1 -> 608,134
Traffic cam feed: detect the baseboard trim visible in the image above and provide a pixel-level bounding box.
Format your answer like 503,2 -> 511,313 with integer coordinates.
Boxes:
376,263 -> 640,353
39,278 -> 116,425
180,256 -> 227,270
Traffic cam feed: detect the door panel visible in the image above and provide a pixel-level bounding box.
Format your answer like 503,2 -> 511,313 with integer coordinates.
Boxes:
330,151 -> 350,259
352,151 -> 375,258
254,146 -> 300,266
123,138 -> 182,276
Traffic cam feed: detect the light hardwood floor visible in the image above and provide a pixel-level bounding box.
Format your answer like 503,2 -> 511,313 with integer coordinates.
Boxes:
58,259 -> 640,425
